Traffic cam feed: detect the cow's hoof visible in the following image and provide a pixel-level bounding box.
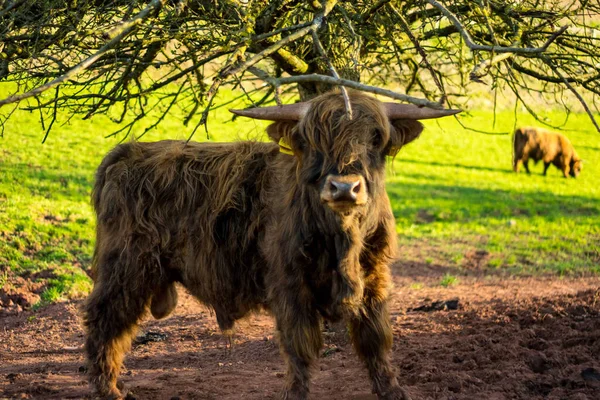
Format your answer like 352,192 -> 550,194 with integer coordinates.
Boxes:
282,389 -> 308,400
93,383 -> 134,400
93,392 -> 123,400
379,386 -> 411,400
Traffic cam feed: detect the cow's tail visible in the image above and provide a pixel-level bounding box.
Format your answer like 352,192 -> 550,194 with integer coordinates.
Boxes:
90,143 -> 133,280
512,127 -> 527,170
92,143 -> 132,212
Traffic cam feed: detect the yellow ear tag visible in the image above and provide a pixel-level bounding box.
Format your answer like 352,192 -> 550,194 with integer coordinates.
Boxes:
278,137 -> 294,155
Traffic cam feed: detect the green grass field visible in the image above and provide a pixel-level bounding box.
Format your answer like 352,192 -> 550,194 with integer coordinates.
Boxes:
1,91 -> 599,307
391,111 -> 599,276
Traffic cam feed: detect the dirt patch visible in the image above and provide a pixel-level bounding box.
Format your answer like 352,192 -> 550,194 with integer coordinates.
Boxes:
0,269 -> 44,316
462,249 -> 491,269
1,271 -> 599,399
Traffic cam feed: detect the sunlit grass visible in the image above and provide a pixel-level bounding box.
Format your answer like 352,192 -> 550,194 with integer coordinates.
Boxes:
439,274 -> 459,287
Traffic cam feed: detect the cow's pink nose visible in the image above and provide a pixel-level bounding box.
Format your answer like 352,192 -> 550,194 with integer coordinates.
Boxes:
321,174 -> 367,208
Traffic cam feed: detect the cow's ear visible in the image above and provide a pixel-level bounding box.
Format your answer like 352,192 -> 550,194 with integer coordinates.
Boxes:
387,119 -> 424,156
266,121 -> 297,143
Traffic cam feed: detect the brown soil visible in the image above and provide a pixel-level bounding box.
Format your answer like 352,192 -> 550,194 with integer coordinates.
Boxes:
1,263 -> 599,400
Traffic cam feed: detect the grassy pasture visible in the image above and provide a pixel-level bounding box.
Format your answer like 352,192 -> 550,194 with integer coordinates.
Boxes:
392,111 -> 600,276
0,90 -> 598,307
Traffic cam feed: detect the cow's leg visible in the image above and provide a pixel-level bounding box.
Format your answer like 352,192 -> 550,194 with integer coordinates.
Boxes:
543,162 -> 551,176
561,155 -> 571,178
523,159 -> 531,174
216,309 -> 236,350
348,269 -> 410,400
275,303 -> 322,400
513,159 -> 522,173
84,254 -> 155,399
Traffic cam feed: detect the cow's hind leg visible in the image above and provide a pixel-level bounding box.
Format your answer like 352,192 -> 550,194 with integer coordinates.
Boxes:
349,294 -> 410,399
513,159 -> 522,173
84,254 -> 155,399
523,159 -> 531,174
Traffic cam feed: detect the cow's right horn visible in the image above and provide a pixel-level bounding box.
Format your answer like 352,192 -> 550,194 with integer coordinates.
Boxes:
230,103 -> 310,121
385,103 -> 462,120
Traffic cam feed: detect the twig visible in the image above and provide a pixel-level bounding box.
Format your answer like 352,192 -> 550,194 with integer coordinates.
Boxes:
252,21 -> 313,43
360,0 -> 392,23
426,0 -> 568,54
542,57 -> 600,133
453,115 -> 509,135
137,84 -> 184,140
0,0 -> 164,108
191,78 -> 221,141
470,53 -> 514,82
41,87 -> 60,143
388,4 -> 446,104
311,30 -> 353,119
220,0 -> 338,79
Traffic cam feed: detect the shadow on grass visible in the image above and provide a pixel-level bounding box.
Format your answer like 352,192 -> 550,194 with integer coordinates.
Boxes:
387,180 -> 600,222
1,163 -> 94,200
578,145 -> 600,152
397,158 -> 514,175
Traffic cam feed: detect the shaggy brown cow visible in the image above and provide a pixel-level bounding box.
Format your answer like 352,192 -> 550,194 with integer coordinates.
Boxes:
513,126 -> 583,178
84,90 -> 459,400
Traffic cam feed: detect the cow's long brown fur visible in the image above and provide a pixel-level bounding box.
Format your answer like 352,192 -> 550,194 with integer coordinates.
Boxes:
84,90 -> 423,399
513,126 -> 582,178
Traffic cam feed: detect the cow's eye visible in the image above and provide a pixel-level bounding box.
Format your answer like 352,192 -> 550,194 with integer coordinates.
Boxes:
372,129 -> 383,148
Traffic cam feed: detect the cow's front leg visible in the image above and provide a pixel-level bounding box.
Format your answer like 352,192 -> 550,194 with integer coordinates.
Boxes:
275,299 -> 323,400
561,155 -> 571,178
543,162 -> 551,176
349,295 -> 410,400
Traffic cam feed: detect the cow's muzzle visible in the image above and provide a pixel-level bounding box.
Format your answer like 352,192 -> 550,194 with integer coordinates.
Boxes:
320,174 -> 367,211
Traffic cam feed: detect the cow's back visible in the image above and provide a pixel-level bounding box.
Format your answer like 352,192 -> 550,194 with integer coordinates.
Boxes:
94,140 -> 276,228
514,127 -> 555,161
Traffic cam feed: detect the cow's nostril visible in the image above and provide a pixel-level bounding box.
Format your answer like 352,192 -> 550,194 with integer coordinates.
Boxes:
330,182 -> 338,193
352,181 -> 361,194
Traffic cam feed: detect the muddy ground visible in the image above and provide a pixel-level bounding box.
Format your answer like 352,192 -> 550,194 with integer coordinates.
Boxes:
1,262 -> 599,400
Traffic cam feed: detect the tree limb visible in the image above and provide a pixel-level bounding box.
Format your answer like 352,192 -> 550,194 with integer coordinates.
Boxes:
0,0 -> 164,108
426,0 -> 568,54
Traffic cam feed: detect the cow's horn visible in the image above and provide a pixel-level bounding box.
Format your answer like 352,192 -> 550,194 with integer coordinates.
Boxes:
229,103 -> 310,121
385,103 -> 462,120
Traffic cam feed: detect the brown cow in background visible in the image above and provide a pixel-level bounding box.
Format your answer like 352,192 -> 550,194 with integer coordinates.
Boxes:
513,126 -> 583,178
84,90 -> 459,400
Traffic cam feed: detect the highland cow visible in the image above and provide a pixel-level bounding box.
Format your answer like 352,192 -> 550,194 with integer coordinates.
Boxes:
513,126 -> 582,178
84,90 -> 459,400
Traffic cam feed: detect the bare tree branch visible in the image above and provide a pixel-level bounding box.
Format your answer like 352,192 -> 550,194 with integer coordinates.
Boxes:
0,0 -> 598,136
311,30 -> 353,119
426,0 -> 568,54
0,0 -> 164,108
255,73 -> 445,109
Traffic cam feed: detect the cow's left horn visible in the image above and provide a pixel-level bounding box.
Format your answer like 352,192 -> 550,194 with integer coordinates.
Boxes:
385,103 -> 461,120
230,103 -> 310,121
